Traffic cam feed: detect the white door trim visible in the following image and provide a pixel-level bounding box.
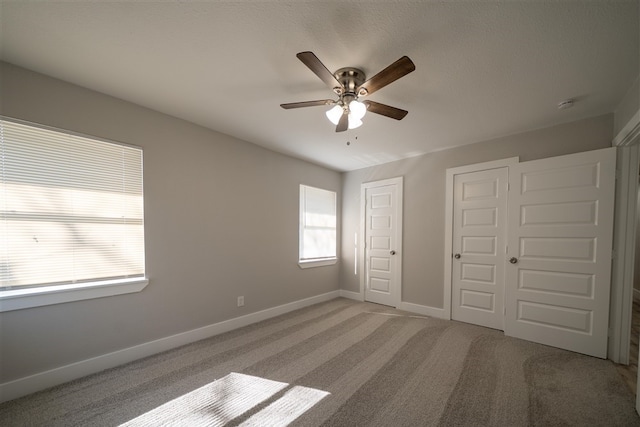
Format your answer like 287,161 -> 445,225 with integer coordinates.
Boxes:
444,157 -> 519,319
360,176 -> 403,307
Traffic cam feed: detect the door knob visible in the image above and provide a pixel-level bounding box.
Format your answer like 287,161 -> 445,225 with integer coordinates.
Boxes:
454,253 -> 461,259
509,257 -> 518,264
390,250 -> 396,255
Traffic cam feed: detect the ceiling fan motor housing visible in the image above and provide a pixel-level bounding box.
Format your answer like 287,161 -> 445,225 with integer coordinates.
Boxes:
333,67 -> 366,96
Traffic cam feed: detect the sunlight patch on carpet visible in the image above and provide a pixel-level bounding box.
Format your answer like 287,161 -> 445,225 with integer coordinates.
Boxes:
120,373 -> 329,426
240,385 -> 330,426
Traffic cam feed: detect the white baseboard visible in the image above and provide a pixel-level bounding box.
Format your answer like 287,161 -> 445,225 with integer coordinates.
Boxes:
398,301 -> 448,319
336,290 -> 447,320
0,290 -> 341,404
339,289 -> 363,301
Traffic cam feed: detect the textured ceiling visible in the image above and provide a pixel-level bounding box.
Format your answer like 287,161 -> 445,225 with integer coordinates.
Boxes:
0,1 -> 638,171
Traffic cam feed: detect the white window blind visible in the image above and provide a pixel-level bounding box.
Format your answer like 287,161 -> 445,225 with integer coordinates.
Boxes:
0,119 -> 145,290
299,185 -> 336,261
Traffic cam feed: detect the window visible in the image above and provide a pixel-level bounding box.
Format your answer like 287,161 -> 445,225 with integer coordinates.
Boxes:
299,185 -> 337,268
0,119 -> 147,311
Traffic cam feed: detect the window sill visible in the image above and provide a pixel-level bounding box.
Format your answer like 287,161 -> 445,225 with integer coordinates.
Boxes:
0,278 -> 149,312
298,258 -> 338,269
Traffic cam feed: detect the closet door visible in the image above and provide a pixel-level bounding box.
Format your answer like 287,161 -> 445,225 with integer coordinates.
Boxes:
504,148 -> 616,358
451,167 -> 508,330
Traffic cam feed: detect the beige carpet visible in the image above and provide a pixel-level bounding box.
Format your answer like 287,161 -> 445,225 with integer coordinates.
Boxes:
1,298 -> 638,426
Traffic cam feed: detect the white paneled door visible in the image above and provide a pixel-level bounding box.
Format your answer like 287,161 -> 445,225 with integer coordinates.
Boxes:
452,168 -> 508,330
505,148 -> 616,358
363,178 -> 403,307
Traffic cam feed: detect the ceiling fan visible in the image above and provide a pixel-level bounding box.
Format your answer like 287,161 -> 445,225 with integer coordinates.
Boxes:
280,51 -> 416,132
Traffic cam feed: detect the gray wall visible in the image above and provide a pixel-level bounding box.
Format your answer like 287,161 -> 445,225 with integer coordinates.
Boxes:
340,115 -> 613,309
613,73 -> 640,291
614,74 -> 639,137
0,62 -> 341,383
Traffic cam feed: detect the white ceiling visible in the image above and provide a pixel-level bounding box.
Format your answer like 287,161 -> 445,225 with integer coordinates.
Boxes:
0,1 -> 638,172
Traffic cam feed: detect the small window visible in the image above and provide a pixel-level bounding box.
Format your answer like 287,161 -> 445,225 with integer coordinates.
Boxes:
299,185 -> 337,268
0,119 -> 147,311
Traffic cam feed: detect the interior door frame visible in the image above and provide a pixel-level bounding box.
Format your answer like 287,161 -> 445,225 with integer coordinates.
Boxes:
360,176 -> 403,308
443,157 -> 519,320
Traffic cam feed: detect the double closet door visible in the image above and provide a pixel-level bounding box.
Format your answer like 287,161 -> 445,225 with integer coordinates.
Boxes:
451,148 -> 616,358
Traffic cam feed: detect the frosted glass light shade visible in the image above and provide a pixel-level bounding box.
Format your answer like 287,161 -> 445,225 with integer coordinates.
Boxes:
349,100 -> 367,120
348,117 -> 363,129
325,105 -> 343,125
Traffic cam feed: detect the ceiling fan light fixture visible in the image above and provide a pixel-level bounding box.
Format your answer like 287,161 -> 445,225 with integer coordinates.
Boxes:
327,102 -> 365,129
348,116 -> 363,130
326,104 -> 344,125
349,100 -> 367,121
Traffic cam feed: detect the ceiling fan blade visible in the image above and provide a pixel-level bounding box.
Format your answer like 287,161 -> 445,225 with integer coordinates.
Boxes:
297,51 -> 343,91
336,110 -> 349,132
280,99 -> 335,109
363,100 -> 408,120
357,56 -> 415,96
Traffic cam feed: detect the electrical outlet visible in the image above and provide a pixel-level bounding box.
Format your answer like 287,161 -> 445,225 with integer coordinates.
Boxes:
237,296 -> 244,307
